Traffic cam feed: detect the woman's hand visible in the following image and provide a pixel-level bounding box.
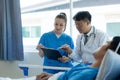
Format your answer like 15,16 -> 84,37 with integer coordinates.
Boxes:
58,56 -> 71,63
36,44 -> 44,57
37,44 -> 44,50
36,72 -> 53,80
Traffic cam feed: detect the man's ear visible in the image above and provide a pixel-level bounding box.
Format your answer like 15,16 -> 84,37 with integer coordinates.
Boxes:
84,18 -> 90,25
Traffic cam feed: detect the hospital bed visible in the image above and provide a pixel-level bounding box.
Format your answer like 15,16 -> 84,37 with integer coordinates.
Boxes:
19,64 -> 70,77
47,49 -> 120,80
96,41 -> 120,80
17,49 -> 120,80
1,46 -> 120,80
96,49 -> 120,80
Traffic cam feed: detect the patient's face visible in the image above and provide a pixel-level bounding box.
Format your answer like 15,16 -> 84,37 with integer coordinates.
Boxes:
93,41 -> 111,59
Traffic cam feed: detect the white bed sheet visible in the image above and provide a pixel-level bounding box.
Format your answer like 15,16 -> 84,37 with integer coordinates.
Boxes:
0,76 -> 36,80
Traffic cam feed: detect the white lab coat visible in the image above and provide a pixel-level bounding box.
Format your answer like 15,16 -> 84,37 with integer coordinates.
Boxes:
70,26 -> 109,63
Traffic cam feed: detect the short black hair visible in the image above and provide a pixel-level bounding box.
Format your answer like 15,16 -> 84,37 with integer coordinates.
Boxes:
109,36 -> 120,54
73,11 -> 91,22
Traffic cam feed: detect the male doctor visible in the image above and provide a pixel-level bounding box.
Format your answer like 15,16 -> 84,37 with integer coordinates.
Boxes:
60,11 -> 109,64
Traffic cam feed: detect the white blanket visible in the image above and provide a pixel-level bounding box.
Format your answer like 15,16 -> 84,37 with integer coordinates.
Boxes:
0,76 -> 36,80
0,72 -> 63,80
0,77 -> 11,80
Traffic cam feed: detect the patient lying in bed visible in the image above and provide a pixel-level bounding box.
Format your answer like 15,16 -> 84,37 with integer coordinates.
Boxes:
0,36 -> 120,80
36,36 -> 120,80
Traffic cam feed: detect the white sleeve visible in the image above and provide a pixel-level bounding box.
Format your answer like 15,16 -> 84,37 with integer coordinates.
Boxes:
96,29 -> 109,47
69,35 -> 82,63
48,72 -> 64,80
99,32 -> 109,46
12,76 -> 36,80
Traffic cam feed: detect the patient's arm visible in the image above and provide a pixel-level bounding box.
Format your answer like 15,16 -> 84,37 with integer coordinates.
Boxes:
36,72 -> 64,80
48,72 -> 64,80
36,72 -> 53,80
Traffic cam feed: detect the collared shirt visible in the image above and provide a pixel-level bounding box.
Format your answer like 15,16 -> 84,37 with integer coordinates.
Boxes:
69,26 -> 109,63
83,26 -> 94,45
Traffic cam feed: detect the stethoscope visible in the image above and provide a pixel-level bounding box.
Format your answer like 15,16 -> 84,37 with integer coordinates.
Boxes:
79,26 -> 96,61
80,26 -> 96,45
86,26 -> 96,39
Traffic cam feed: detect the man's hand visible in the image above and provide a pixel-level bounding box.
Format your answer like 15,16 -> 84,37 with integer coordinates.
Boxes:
58,56 -> 71,63
60,44 -> 72,54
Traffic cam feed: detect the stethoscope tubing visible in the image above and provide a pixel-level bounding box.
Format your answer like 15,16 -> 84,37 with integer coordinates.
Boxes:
79,26 -> 96,58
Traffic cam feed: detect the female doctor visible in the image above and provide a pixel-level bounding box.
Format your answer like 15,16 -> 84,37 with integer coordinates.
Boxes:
60,11 -> 109,64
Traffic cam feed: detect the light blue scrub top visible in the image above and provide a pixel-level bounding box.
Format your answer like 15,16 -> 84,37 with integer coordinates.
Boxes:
38,31 -> 74,74
58,64 -> 99,80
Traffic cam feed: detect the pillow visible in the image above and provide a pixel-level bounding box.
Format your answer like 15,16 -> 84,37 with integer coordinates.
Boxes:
96,49 -> 120,80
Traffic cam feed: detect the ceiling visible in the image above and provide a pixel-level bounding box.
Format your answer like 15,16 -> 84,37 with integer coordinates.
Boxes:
20,0 -> 120,14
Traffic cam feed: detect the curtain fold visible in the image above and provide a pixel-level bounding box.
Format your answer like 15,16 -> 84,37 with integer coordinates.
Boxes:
0,0 -> 24,60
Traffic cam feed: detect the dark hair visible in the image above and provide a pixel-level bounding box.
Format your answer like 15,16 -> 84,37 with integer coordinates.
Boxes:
55,12 -> 67,31
73,11 -> 91,22
109,36 -> 120,54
